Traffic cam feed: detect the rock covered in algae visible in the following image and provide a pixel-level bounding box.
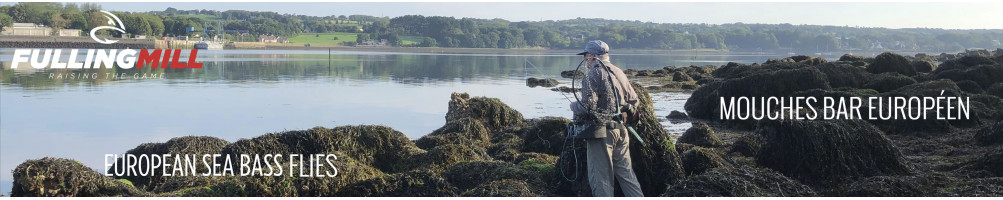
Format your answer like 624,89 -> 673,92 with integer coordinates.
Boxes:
12,158 -> 150,197
446,92 -> 525,133
662,166 -> 816,197
112,136 -> 229,191
755,120 -> 912,188
678,123 -> 723,147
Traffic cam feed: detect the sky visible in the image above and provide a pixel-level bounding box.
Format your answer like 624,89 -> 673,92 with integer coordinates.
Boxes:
80,2 -> 1003,30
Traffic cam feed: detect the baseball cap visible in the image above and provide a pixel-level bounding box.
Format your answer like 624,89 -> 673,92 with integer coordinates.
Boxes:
576,40 -> 610,55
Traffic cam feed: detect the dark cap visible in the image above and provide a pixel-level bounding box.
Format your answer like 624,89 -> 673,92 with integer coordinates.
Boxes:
576,40 -> 610,55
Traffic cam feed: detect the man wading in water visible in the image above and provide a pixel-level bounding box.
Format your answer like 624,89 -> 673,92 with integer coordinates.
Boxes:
569,40 -> 643,197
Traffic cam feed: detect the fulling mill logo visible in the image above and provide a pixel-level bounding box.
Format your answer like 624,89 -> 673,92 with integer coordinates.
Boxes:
90,10 -> 127,44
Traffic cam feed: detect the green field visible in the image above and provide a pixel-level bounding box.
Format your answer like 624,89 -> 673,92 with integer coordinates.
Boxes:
287,32 -> 359,46
400,36 -> 423,46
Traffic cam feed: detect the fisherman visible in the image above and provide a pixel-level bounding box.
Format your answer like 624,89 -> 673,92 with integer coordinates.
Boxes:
569,40 -> 643,197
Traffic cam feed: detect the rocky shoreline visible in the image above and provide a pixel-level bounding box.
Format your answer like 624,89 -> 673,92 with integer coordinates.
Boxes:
10,49 -> 1003,197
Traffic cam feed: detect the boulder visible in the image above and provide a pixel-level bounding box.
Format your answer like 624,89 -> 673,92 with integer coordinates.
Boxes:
666,110 -> 688,119
12,158 -> 150,197
677,123 -> 723,147
337,169 -> 458,197
975,120 -> 1003,145
526,77 -> 559,88
112,136 -> 229,191
680,147 -> 730,175
839,54 -> 864,62
461,179 -> 542,197
518,117 -> 572,155
443,161 -> 548,193
955,80 -> 985,94
625,82 -> 687,196
447,92 -> 525,133
175,153 -> 383,197
416,118 -> 491,150
934,63 -> 1003,89
986,83 -> 1003,98
844,174 -> 951,197
686,66 -> 831,125
672,71 -> 694,82
729,134 -> 762,157
867,52 -> 916,76
662,166 -> 816,197
862,73 -> 916,93
561,70 -> 584,79
755,120 -> 912,188
815,62 -> 872,89
911,59 -> 936,73
935,55 -> 999,73
221,126 -> 423,173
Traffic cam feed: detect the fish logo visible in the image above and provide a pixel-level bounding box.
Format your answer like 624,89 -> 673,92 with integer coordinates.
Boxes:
90,10 -> 126,44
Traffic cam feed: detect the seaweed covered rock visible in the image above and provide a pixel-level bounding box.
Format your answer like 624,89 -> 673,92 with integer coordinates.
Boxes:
729,134 -> 762,157
526,77 -> 559,88
672,71 -> 694,82
112,136 -> 229,191
518,117 -> 571,155
680,147 -> 730,175
443,161 -> 548,194
666,110 -> 688,119
487,132 -> 524,162
416,118 -> 490,150
447,92 -> 525,132
12,158 -> 150,197
844,174 -> 951,197
461,179 -> 541,197
561,70 -> 584,78
221,126 -> 423,173
956,80 -> 985,93
815,62 -> 872,88
625,82 -> 687,196
912,59 -> 936,73
678,123 -> 723,147
662,166 -> 816,197
867,52 -> 916,76
839,54 -> 864,62
765,55 -> 826,65
686,66 -> 831,125
867,80 -> 962,135
975,121 -> 1003,145
173,154 -> 384,197
755,120 -> 912,188
964,147 -> 1003,177
409,144 -> 490,171
338,169 -> 458,197
936,55 -> 999,73
934,63 -> 1003,89
862,73 -> 916,93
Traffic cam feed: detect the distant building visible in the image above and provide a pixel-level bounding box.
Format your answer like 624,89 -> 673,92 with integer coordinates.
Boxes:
356,39 -> 388,47
1,23 -> 80,36
259,34 -> 284,43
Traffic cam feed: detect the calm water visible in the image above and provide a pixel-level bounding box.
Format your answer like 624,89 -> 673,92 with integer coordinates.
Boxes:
0,49 -> 802,195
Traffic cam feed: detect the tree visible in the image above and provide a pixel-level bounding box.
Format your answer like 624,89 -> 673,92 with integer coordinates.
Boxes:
0,13 -> 13,31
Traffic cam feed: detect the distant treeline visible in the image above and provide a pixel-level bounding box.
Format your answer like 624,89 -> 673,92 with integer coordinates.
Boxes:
2,2 -> 1001,52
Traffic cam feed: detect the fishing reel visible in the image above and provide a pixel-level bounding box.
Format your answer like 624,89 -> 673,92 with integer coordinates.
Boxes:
566,121 -> 606,139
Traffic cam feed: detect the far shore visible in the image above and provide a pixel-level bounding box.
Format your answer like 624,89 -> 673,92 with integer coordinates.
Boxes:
0,35 -> 952,56
0,35 -> 774,55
